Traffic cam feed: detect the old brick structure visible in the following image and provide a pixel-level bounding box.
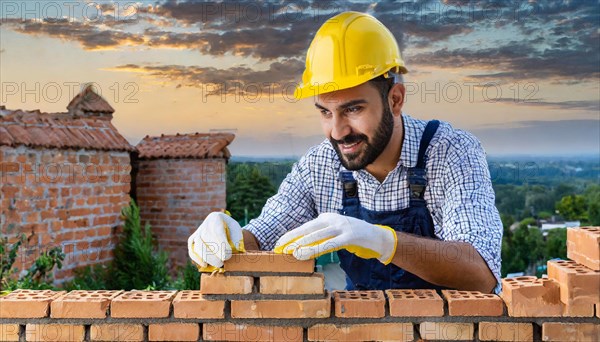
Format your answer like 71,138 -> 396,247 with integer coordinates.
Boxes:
135,132 -> 234,269
0,225 -> 598,341
0,86 -> 134,283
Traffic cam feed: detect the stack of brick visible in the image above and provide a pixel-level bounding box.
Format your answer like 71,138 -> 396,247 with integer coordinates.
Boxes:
1,247 -> 599,341
501,226 -> 599,341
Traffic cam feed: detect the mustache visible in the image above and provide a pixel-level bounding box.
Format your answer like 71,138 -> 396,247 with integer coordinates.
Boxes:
331,134 -> 368,146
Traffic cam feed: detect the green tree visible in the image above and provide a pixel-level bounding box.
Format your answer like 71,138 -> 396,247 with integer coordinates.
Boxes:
583,184 -> 600,225
545,228 -> 567,260
555,195 -> 587,221
110,200 -> 171,290
525,185 -> 555,217
501,218 -> 544,276
227,164 -> 276,225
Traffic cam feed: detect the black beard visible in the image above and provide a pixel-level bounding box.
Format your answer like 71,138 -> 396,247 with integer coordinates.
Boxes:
330,106 -> 394,170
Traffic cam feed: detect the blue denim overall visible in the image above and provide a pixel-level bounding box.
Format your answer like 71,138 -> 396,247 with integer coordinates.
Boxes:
337,120 -> 447,290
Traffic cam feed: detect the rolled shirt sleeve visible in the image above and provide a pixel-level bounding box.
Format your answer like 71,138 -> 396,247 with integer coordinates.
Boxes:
437,132 -> 503,293
243,152 -> 318,251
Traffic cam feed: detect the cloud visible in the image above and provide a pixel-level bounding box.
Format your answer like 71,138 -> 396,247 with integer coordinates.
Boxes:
1,18 -> 144,50
1,0 -> 598,85
143,24 -> 314,59
110,58 -> 305,96
411,40 -> 600,82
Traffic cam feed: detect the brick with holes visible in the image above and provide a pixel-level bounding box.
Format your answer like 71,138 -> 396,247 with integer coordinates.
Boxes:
203,323 -> 303,342
51,290 -> 122,318
230,296 -> 331,318
385,289 -> 444,317
172,290 -> 225,319
547,259 -> 599,304
478,322 -> 533,342
26,324 -> 85,342
224,251 -> 314,273
110,291 -> 176,318
333,290 -> 385,318
567,227 -> 600,271
308,323 -> 413,342
260,274 -> 325,295
89,324 -> 144,341
148,323 -> 199,342
500,277 -> 563,317
420,322 -> 474,341
542,322 -> 600,342
441,290 -> 504,316
0,289 -> 66,318
0,324 -> 19,342
200,273 -> 253,294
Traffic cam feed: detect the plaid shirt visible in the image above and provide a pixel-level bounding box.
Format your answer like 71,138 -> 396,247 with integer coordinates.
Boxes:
244,114 -> 503,293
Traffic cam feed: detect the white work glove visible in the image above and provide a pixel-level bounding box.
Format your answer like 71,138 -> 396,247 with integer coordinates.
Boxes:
274,213 -> 398,265
187,212 -> 245,269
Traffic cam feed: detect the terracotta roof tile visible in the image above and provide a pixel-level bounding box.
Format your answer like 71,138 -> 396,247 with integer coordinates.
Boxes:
137,132 -> 234,160
0,109 -> 134,152
67,85 -> 115,114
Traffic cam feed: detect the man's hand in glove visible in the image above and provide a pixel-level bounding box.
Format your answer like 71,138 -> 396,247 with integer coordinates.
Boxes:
274,213 -> 398,265
188,212 -> 245,269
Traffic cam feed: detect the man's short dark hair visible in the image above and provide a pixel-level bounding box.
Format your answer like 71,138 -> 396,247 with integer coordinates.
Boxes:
368,74 -> 396,104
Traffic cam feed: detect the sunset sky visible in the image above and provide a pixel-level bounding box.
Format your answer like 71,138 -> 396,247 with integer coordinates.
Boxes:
1,0 -> 598,157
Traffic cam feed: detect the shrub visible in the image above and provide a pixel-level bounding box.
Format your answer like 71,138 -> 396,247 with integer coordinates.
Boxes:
1,234 -> 64,292
109,200 -> 171,290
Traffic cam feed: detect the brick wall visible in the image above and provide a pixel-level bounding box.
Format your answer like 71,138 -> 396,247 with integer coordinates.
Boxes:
0,145 -> 131,283
135,158 -> 226,270
0,247 -> 598,341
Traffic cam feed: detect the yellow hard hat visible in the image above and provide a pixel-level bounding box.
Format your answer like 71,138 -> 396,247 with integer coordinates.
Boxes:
294,11 -> 407,100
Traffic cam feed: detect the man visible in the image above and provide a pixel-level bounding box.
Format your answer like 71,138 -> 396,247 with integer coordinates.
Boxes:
188,11 -> 502,293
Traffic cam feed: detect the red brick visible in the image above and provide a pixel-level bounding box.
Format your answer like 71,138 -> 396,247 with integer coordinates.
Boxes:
500,277 -> 563,317
0,289 -> 65,318
90,324 -> 143,341
542,322 -> 600,341
51,290 -> 122,318
385,289 -> 444,317
333,290 -> 385,318
231,296 -> 331,318
148,323 -> 199,342
0,324 -> 20,342
172,290 -> 225,319
478,322 -> 533,341
200,273 -> 253,294
563,301 -> 595,317
259,274 -> 324,294
567,227 -> 600,270
203,323 -> 302,342
224,251 -> 314,273
308,323 -> 413,342
26,324 -> 85,342
547,259 -> 599,304
420,322 -> 474,341
442,290 -> 504,316
110,291 -> 176,318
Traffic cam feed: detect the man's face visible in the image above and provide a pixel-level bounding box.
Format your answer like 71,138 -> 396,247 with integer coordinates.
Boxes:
315,82 -> 394,170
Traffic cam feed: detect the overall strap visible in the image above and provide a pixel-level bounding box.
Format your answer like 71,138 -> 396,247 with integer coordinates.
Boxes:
416,120 -> 440,169
339,171 -> 358,198
339,171 -> 360,216
408,120 -> 440,201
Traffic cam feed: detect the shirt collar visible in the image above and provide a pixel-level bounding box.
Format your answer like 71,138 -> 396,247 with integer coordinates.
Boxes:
398,113 -> 421,168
